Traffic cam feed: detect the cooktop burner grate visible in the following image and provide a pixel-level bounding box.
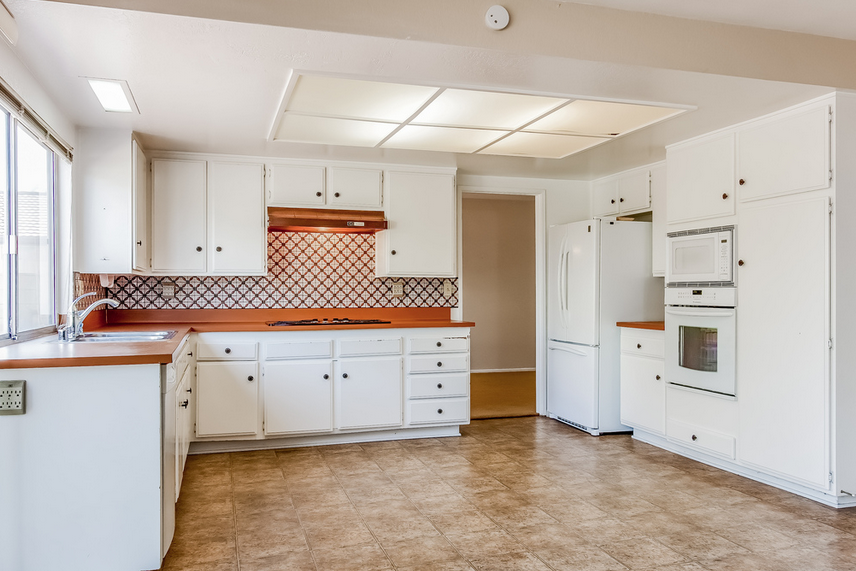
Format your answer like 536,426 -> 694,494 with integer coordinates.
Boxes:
267,318 -> 392,326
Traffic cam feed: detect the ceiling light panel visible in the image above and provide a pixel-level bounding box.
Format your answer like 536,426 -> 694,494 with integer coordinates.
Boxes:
527,100 -> 684,136
86,78 -> 137,113
274,114 -> 397,147
479,132 -> 609,159
286,75 -> 439,122
413,89 -> 567,129
382,125 -> 508,154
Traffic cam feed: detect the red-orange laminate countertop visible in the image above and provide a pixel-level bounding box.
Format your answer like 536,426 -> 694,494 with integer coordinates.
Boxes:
616,321 -> 665,331
0,308 -> 475,369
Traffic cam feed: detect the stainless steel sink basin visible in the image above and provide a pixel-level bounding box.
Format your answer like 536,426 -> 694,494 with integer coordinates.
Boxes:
58,330 -> 177,343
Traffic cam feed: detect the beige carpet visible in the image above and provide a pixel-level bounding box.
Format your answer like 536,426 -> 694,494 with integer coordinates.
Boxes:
470,371 -> 537,419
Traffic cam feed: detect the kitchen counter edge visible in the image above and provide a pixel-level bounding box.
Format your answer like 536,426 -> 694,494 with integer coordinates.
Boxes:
616,321 -> 665,331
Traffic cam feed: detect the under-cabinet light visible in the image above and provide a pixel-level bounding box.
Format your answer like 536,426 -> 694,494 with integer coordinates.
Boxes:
86,78 -> 138,113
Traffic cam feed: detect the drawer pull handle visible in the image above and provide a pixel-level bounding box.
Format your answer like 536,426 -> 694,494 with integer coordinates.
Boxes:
738,259 -> 745,267
437,362 -> 443,367
216,246 -> 222,252
437,409 -> 443,414
437,383 -> 443,389
315,191 -> 322,197
247,376 -> 254,382
180,400 -> 189,408
610,199 -> 615,204
342,373 -> 349,379
225,348 -> 232,354
188,351 -> 193,357
334,192 -> 340,198
391,250 -> 397,255
323,374 -> 329,380
739,179 -> 745,186
637,343 -> 642,349
437,341 -> 442,347
655,375 -> 661,380
691,434 -> 698,441
136,240 -> 142,246
722,193 -> 729,200
196,246 -> 202,252
619,197 -> 624,203
187,387 -> 192,394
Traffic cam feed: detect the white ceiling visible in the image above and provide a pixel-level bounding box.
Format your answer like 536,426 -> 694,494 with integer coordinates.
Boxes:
567,0 -> 856,41
2,0 -> 834,179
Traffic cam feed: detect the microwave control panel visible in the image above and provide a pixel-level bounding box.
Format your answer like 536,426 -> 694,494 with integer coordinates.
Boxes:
665,287 -> 736,307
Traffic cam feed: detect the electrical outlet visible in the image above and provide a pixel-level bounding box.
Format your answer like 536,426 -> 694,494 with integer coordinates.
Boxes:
0,380 -> 25,415
391,281 -> 404,298
443,279 -> 453,298
161,280 -> 176,299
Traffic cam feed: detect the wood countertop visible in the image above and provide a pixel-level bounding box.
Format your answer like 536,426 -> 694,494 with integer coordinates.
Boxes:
616,321 -> 665,331
0,308 -> 474,369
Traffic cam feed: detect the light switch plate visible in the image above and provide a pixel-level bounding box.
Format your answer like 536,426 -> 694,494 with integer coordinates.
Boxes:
391,281 -> 404,298
0,380 -> 25,415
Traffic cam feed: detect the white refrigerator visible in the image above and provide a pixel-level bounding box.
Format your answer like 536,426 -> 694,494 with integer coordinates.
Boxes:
547,219 -> 663,435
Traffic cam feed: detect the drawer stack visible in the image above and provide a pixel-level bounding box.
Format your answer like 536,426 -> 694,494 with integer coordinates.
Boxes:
405,335 -> 470,426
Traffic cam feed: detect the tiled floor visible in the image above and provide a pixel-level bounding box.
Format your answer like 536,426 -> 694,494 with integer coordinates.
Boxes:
161,417 -> 856,571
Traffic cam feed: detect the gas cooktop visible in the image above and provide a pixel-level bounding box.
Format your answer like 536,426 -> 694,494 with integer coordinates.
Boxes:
267,318 -> 391,326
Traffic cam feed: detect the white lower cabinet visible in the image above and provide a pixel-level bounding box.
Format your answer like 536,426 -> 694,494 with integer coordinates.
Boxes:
264,360 -> 333,435
175,365 -> 192,498
335,357 -> 402,430
665,386 -> 738,460
196,361 -> 259,437
619,328 -> 665,435
405,335 -> 470,427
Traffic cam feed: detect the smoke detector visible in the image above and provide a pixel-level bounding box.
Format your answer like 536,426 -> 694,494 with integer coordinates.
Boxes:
485,5 -> 510,30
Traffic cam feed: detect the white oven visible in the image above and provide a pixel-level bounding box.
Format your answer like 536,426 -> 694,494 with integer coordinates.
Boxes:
665,288 -> 736,396
667,226 -> 734,286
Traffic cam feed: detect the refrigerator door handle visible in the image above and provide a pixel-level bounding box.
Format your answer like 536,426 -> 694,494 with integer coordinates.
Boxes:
549,345 -> 588,357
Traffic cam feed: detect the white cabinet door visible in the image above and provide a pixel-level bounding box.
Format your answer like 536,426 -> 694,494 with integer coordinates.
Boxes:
620,353 -> 664,435
618,169 -> 651,213
335,357 -> 402,430
208,162 -> 266,274
592,178 -> 619,217
376,171 -> 456,277
196,361 -> 259,437
666,134 -> 735,224
269,164 -> 326,206
174,367 -> 191,499
737,104 -> 830,203
328,167 -> 383,209
264,360 -> 333,435
132,139 -> 150,273
650,163 -> 666,277
737,197 -> 829,489
152,159 -> 207,273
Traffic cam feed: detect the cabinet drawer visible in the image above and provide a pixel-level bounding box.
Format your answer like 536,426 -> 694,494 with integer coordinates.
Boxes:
408,354 -> 468,374
408,398 -> 469,425
408,373 -> 469,399
667,419 -> 736,460
621,334 -> 664,358
338,338 -> 402,357
266,340 -> 332,360
409,336 -> 469,354
197,341 -> 258,361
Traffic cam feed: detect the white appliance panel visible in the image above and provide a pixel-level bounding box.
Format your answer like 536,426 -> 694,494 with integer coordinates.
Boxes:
547,342 -> 598,430
563,220 -> 599,346
547,224 -> 568,343
667,229 -> 733,285
665,306 -> 736,396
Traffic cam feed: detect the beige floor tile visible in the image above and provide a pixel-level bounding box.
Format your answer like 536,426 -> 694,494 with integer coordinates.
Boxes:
395,559 -> 476,571
654,529 -> 750,562
600,537 -> 686,569
381,535 -> 461,567
445,528 -> 524,560
237,529 -> 310,559
509,523 -> 586,550
481,505 -> 559,530
303,521 -> 377,550
427,508 -> 501,535
311,542 -> 393,571
238,550 -> 317,571
468,550 -> 554,571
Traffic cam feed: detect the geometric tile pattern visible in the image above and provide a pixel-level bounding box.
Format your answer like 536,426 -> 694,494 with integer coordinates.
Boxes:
73,272 -> 107,311
107,232 -> 459,310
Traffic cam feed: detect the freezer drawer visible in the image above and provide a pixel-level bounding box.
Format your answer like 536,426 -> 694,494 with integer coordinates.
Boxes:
547,342 -> 598,430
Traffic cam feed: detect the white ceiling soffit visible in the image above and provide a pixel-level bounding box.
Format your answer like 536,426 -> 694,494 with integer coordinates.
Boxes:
271,74 -> 688,159
565,0 -> 856,42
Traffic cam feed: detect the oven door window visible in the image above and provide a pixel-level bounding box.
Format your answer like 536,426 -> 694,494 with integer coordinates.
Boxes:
679,326 -> 718,372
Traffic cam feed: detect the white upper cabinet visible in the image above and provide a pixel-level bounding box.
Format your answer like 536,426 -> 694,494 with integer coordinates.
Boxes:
268,164 -> 326,206
74,129 -> 149,275
328,167 -> 383,209
208,162 -> 266,274
650,163 -> 666,277
376,170 -> 456,277
666,133 -> 736,224
737,104 -> 831,203
152,159 -> 208,274
592,168 -> 650,217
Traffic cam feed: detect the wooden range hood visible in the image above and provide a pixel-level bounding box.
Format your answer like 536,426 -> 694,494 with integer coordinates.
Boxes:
267,207 -> 388,234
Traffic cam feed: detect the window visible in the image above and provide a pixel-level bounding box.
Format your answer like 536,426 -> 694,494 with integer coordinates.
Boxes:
0,107 -> 58,340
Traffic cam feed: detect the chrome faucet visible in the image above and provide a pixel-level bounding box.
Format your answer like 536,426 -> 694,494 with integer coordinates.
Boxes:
58,293 -> 120,341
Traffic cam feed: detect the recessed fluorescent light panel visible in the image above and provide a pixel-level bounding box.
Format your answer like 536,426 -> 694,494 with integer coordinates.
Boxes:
85,78 -> 139,113
270,74 -> 688,158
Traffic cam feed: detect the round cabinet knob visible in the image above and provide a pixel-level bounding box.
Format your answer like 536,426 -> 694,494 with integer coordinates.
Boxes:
619,197 -> 625,202
247,375 -> 254,382
342,373 -> 349,379
225,348 -> 232,354
691,434 -> 698,441
436,341 -> 442,347
722,193 -> 729,200
196,246 -> 202,252
188,351 -> 193,357
391,250 -> 397,255
216,246 -> 222,252
739,179 -> 746,186
738,260 -> 745,267
334,192 -> 340,198
136,240 -> 142,246
655,375 -> 661,380
181,400 -> 189,408
637,343 -> 642,349
437,362 -> 443,367
437,409 -> 444,414
315,191 -> 322,197
437,383 -> 443,389
610,199 -> 615,204
323,374 -> 329,380
187,387 -> 192,393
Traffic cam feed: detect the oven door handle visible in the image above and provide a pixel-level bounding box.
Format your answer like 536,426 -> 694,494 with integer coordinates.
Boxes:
666,308 -> 735,318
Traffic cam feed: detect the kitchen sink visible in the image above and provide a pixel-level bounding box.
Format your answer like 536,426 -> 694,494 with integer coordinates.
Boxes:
58,330 -> 178,343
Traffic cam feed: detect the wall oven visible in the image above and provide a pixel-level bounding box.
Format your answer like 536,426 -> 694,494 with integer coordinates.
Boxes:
665,288 -> 736,397
667,226 -> 734,286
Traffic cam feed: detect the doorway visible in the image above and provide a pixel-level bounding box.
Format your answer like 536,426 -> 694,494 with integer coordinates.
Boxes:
461,193 -> 537,419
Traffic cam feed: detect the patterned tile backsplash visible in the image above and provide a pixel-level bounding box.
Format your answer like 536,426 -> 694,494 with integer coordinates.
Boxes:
105,232 -> 459,310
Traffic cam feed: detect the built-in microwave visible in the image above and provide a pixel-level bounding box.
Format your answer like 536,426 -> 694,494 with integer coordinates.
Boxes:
666,226 -> 734,287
